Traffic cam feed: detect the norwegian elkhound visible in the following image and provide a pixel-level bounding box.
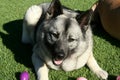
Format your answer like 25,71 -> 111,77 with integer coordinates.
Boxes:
22,0 -> 108,80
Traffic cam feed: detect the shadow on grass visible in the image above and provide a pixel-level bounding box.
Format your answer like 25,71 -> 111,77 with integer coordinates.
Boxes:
68,77 -> 76,80
15,72 -> 21,80
92,25 -> 120,48
0,19 -> 33,68
108,75 -> 117,80
91,13 -> 120,48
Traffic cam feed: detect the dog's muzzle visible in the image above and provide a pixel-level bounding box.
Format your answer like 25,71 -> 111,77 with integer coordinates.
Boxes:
53,52 -> 65,66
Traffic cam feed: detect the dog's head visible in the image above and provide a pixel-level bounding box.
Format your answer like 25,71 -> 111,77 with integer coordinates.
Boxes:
38,0 -> 93,65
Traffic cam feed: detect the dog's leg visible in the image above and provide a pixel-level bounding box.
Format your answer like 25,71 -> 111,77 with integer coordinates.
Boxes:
22,5 -> 42,44
32,53 -> 49,80
87,53 -> 108,79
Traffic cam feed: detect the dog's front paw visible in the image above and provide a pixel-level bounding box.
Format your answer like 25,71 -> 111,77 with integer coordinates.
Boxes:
95,69 -> 108,80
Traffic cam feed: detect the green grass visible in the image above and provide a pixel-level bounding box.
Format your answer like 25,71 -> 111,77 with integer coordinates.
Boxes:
0,0 -> 120,80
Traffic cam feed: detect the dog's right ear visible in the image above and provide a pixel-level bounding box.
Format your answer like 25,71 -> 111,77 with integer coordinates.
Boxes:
46,0 -> 63,19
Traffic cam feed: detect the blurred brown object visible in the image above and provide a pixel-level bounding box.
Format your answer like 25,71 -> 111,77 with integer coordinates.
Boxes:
92,0 -> 120,40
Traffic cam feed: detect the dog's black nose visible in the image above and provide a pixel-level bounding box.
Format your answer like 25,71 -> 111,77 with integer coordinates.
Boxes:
56,52 -> 65,60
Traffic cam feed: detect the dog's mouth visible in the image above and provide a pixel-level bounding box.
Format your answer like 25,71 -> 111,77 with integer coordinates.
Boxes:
53,59 -> 63,66
52,53 -> 65,65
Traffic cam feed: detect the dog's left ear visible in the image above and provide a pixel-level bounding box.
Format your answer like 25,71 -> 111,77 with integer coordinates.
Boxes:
76,9 -> 93,32
46,0 -> 63,19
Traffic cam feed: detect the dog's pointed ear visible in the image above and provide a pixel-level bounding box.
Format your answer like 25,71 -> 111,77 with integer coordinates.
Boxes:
46,0 -> 63,19
76,9 -> 93,32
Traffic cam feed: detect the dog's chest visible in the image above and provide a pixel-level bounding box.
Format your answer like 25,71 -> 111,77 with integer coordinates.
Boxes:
46,57 -> 77,71
61,58 -> 77,71
60,54 -> 89,71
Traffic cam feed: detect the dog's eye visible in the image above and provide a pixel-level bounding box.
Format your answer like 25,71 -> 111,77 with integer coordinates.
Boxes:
50,32 -> 59,39
68,37 -> 76,42
47,32 -> 59,44
51,32 -> 59,39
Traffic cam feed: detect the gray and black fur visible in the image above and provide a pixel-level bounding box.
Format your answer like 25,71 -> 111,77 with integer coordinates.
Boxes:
22,0 -> 108,80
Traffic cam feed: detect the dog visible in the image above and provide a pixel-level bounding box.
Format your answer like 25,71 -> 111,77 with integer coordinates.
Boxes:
22,0 -> 108,80
92,0 -> 120,40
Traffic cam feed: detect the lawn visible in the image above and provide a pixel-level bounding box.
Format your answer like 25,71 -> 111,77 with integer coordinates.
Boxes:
0,0 -> 120,80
